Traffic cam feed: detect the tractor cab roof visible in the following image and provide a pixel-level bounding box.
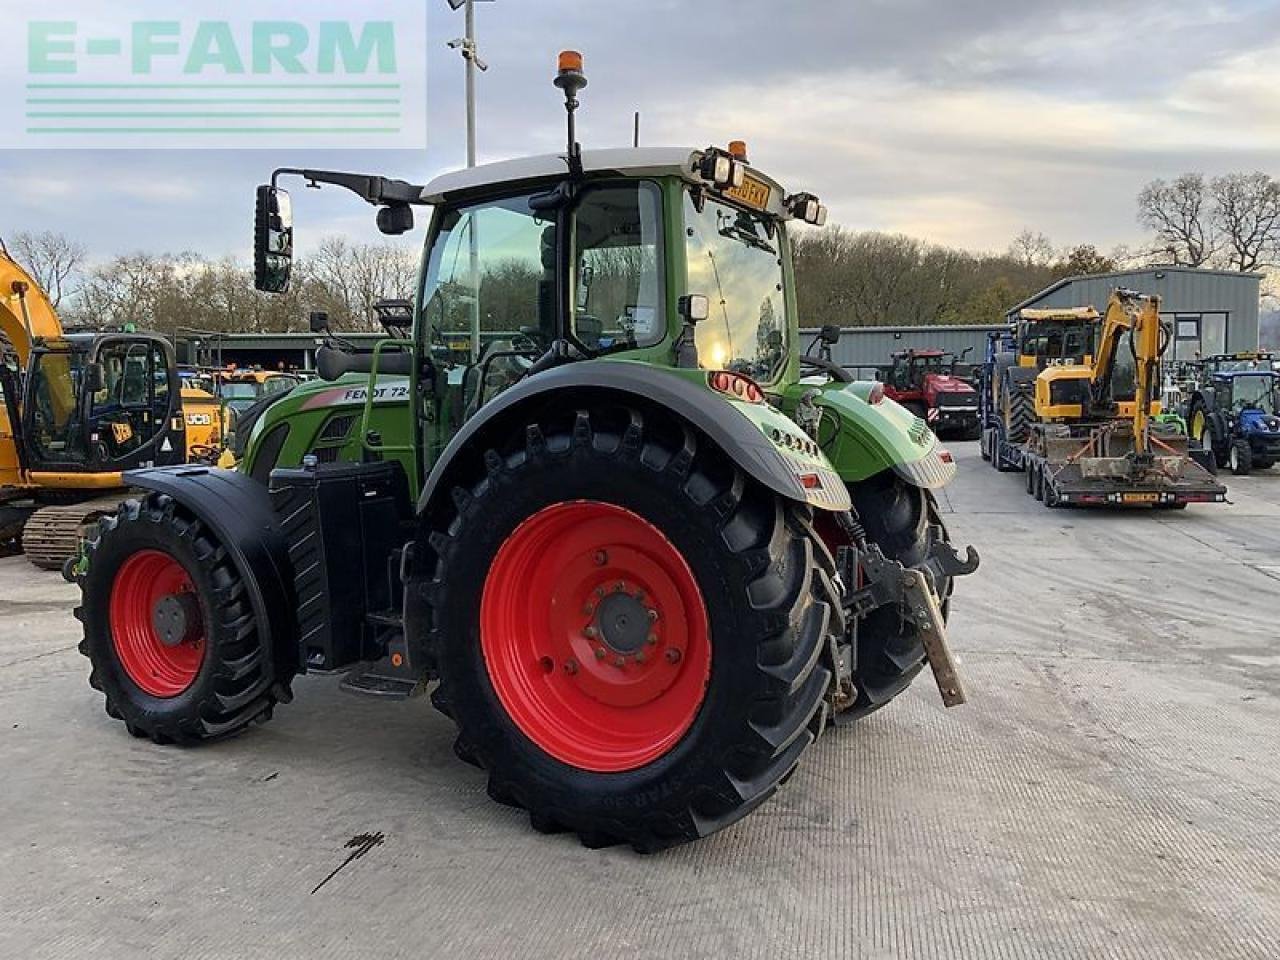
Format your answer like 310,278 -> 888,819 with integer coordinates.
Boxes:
422,147 -> 793,219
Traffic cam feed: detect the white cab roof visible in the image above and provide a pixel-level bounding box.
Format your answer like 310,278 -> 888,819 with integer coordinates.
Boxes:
420,147 -> 791,220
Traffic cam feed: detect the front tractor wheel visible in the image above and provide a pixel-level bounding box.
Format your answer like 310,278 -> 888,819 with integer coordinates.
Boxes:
424,406 -> 839,851
814,470 -> 953,723
76,495 -> 284,744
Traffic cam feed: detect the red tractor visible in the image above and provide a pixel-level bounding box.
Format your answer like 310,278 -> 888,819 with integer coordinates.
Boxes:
883,348 -> 981,440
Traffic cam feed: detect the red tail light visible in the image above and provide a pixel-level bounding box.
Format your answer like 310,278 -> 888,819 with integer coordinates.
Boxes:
707,371 -> 765,404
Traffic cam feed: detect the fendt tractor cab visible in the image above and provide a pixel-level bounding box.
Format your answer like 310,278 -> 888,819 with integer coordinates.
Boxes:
883,348 -> 980,440
1183,353 -> 1280,475
76,53 -> 978,852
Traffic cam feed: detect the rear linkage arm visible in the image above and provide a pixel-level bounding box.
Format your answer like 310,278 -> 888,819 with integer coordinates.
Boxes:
834,511 -> 979,709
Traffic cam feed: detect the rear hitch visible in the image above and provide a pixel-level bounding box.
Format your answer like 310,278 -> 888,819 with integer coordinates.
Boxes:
840,531 -> 979,709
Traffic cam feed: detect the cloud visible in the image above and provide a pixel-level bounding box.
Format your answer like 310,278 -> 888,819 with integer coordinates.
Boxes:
1,0 -> 1278,259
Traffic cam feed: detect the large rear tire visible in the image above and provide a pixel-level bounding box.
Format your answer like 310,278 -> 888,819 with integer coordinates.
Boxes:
76,494 -> 285,744
422,405 -> 839,851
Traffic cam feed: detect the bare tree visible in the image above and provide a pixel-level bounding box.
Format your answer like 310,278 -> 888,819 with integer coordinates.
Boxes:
1136,174 -> 1214,266
1210,171 -> 1280,272
307,237 -> 418,331
1008,229 -> 1055,269
9,230 -> 87,306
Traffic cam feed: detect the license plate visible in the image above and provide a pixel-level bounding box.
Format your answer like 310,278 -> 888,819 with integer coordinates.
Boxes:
724,174 -> 771,210
1123,493 -> 1159,503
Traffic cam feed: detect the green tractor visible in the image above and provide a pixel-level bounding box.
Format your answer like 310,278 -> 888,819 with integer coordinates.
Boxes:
75,53 -> 978,851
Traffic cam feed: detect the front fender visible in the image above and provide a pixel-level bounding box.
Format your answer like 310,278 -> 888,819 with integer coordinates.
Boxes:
417,360 -> 850,515
800,381 -> 956,489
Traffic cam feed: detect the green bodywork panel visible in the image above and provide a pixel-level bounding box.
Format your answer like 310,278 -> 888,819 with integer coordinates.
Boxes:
781,381 -> 941,483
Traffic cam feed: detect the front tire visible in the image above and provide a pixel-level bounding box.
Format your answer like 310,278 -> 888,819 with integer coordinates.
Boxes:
840,471 -> 952,720
422,406 -> 838,851
76,494 -> 283,744
1230,440 -> 1253,476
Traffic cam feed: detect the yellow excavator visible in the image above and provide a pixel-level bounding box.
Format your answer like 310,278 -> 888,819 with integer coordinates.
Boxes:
1,246 -> 190,568
1019,288 -> 1225,508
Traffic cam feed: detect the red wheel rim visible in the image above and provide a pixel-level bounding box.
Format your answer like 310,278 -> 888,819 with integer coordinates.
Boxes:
480,501 -> 712,772
109,549 -> 205,698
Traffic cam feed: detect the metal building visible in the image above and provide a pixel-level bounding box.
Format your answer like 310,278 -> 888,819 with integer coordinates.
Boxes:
1006,267 -> 1263,361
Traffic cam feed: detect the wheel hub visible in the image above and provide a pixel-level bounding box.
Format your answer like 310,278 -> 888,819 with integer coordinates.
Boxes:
593,587 -> 651,655
152,592 -> 202,648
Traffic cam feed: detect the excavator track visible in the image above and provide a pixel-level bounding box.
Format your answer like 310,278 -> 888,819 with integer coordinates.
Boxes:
22,497 -> 128,571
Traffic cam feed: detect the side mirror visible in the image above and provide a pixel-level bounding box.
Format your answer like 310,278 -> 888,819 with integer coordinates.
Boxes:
254,185 -> 293,293
678,294 -> 710,324
309,311 -> 331,335
84,362 -> 105,394
819,324 -> 841,345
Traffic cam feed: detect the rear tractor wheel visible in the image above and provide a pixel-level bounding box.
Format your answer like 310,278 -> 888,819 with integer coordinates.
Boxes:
76,494 -> 286,743
423,406 -> 839,851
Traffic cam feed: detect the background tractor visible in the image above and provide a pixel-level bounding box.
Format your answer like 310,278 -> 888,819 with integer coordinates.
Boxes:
75,53 -> 977,852
882,348 -> 980,440
1182,353 -> 1280,476
0,246 -> 188,567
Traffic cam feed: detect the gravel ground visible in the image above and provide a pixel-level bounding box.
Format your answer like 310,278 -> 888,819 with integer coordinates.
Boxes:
2,441 -> 1278,959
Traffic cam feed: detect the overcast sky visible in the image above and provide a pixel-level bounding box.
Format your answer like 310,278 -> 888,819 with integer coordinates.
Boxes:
2,0 -> 1279,265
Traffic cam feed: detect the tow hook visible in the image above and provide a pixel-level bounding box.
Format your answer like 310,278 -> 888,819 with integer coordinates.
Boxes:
843,538 -> 979,709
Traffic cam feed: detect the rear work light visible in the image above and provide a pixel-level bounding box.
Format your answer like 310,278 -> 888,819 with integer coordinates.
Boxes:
707,370 -> 765,404
866,382 -> 885,404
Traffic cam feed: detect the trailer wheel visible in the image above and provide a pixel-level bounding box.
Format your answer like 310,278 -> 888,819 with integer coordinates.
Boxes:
76,494 -> 282,744
1229,439 -> 1253,476
838,471 -> 952,721
424,406 -> 837,851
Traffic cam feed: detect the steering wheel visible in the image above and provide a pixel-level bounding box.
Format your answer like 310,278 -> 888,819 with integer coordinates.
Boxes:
800,354 -> 854,383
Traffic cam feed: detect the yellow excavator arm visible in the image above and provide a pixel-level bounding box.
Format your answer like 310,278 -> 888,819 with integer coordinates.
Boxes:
1,247 -> 64,366
1090,289 -> 1163,455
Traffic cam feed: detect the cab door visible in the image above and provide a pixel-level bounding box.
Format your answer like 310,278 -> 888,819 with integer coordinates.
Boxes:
85,336 -> 185,470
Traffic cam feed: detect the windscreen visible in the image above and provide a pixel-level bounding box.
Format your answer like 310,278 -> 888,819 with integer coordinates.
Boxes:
684,191 -> 788,381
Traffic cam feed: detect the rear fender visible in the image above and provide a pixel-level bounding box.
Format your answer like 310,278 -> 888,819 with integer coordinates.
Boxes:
416,361 -> 850,518
121,466 -> 299,673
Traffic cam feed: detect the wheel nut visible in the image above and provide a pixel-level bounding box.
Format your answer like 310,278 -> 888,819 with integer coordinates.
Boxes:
615,581 -> 626,592
595,647 -> 606,660
584,626 -> 599,639
646,633 -> 658,646
582,603 -> 594,615
665,648 -> 682,664
594,550 -> 608,566
613,656 -> 626,667
647,609 -> 658,622
564,659 -> 578,675
634,651 -> 646,664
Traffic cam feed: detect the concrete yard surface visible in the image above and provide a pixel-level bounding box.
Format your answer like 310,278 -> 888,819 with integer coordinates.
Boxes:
2,442 -> 1278,959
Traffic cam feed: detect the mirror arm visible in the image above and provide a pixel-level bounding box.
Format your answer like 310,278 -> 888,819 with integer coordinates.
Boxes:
272,168 -> 427,207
